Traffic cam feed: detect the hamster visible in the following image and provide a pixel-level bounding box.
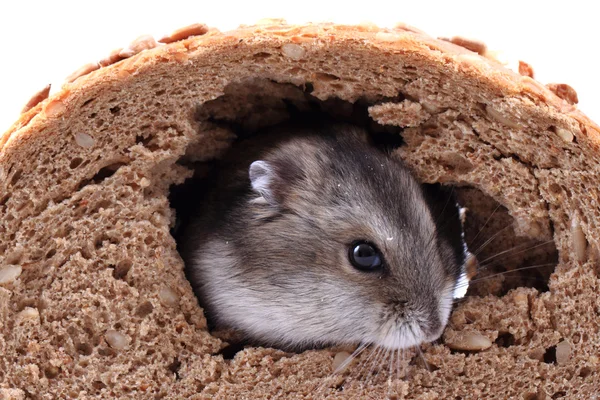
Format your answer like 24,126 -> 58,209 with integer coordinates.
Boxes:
182,123 -> 470,351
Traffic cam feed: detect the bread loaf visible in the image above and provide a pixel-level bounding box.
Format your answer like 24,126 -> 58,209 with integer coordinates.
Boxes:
1,21 -> 598,399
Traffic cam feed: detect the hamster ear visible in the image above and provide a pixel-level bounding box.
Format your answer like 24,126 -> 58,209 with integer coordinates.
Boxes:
249,160 -> 279,205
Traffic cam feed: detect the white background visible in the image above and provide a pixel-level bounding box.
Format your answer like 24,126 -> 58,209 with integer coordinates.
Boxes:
0,0 -> 598,132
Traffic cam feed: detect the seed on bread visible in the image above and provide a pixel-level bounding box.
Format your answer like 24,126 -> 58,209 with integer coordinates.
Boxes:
21,84 -> 51,114
332,351 -> 352,372
441,36 -> 487,55
74,132 -> 95,148
446,331 -> 493,351
105,330 -> 130,350
119,35 -> 158,58
99,48 -> 125,67
571,217 -> 588,262
65,63 -> 100,84
159,286 -> 179,307
281,43 -> 305,60
546,83 -> 579,105
159,23 -> 209,44
17,307 -> 40,323
518,61 -> 535,78
555,127 -> 574,143
0,265 -> 22,285
555,340 -> 571,365
43,99 -> 67,118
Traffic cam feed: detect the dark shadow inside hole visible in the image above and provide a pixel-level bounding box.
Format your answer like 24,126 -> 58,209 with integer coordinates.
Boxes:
78,162 -> 126,190
456,187 -> 557,296
216,342 -> 246,360
495,332 -> 516,348
168,357 -> 181,380
543,345 -> 557,364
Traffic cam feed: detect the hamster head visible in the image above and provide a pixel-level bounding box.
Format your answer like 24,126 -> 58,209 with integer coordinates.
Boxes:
192,127 -> 469,351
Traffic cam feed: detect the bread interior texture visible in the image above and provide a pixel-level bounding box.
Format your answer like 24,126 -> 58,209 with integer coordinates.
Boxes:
1,24 -> 598,399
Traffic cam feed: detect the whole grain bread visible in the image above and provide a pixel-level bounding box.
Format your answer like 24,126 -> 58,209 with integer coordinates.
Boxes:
0,21 -> 599,399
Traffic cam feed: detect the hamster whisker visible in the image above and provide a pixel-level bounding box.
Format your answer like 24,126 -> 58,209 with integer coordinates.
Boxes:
354,344 -> 380,383
416,345 -> 430,373
387,347 -> 394,388
475,239 -> 555,269
468,263 -> 556,285
432,186 -> 456,226
333,342 -> 369,375
468,203 -> 502,250
406,324 -> 430,374
312,343 -> 369,395
469,223 -> 513,257
368,346 -> 387,383
395,348 -> 401,382
452,262 -> 556,293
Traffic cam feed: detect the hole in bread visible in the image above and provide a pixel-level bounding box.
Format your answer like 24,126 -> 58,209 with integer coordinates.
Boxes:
168,357 -> 182,380
579,366 -> 592,378
216,342 -> 245,360
92,381 -> 106,391
45,248 -> 56,259
135,301 -> 154,318
456,188 -> 557,296
410,354 -> 440,371
69,157 -> 84,169
111,260 -> 132,280
78,161 -> 127,190
0,193 -> 10,206
9,169 -> 22,186
494,332 -> 516,348
543,345 -> 557,364
253,52 -> 272,59
167,78 -> 558,353
135,131 -> 161,151
44,366 -> 60,379
75,342 -> 94,356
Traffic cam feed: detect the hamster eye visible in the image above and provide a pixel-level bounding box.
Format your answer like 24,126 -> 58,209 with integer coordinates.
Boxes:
349,241 -> 383,271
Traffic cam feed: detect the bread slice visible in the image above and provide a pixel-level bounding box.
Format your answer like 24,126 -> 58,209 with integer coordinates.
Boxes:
1,21 -> 598,399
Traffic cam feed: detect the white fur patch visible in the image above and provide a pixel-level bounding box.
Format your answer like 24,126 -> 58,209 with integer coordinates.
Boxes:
249,160 -> 276,204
